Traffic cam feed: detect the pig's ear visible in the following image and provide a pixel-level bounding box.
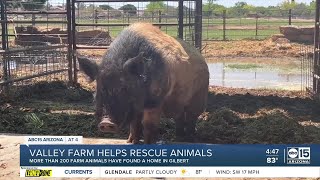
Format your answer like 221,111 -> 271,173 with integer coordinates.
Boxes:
123,52 -> 145,76
78,56 -> 99,81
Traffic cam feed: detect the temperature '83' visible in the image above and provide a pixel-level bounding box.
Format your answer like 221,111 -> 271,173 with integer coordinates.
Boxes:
266,157 -> 278,164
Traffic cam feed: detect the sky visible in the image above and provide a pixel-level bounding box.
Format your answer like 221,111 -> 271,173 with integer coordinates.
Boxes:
49,0 -> 314,8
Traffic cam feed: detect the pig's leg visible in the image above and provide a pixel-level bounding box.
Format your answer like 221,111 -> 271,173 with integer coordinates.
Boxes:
184,112 -> 197,142
142,107 -> 162,144
175,112 -> 186,142
183,85 -> 208,143
127,113 -> 143,144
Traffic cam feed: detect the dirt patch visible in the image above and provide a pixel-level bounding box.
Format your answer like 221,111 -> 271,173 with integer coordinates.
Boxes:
77,38 -> 308,61
207,25 -> 280,30
0,81 -> 319,180
202,39 -> 308,60
77,49 -> 108,59
0,81 -> 319,144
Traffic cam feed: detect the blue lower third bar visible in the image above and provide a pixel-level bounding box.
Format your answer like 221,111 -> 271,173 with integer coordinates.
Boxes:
20,144 -> 319,166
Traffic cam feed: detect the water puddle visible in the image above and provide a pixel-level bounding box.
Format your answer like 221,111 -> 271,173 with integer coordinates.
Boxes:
207,57 -> 304,90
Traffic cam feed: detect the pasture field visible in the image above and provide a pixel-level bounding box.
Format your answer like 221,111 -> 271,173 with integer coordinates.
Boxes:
5,17 -> 314,41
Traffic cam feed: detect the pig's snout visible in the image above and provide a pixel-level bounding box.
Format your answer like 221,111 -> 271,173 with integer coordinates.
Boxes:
98,118 -> 118,133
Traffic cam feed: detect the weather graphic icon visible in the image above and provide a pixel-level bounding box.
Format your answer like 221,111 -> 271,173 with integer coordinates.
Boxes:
181,169 -> 187,175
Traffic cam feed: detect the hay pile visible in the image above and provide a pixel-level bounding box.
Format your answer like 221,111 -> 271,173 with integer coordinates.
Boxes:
203,39 -> 305,60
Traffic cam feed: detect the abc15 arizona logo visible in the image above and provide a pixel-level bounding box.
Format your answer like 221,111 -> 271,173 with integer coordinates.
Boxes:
287,147 -> 311,164
25,169 -> 52,177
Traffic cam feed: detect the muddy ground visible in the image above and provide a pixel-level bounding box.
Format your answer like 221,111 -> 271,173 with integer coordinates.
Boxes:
0,81 -> 319,144
203,39 -> 309,60
0,81 -> 320,179
0,38 -> 319,179
77,38 -> 310,60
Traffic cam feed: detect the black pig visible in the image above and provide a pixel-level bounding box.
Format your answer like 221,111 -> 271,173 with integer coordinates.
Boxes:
78,23 -> 209,144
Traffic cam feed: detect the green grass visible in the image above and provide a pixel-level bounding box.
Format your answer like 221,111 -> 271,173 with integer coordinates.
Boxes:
226,63 -> 263,69
223,62 -> 301,74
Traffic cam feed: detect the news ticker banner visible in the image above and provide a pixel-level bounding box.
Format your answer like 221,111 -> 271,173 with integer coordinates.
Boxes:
20,136 -> 320,177
20,167 -> 320,178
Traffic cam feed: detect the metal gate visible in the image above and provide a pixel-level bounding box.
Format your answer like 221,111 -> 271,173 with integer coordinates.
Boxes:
301,0 -> 320,100
69,0 -> 202,84
0,0 -> 202,91
313,0 -> 320,100
0,0 -> 70,93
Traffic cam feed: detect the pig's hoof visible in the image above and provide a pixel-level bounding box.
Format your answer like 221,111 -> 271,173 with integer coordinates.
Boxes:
127,133 -> 135,143
184,136 -> 196,143
132,139 -> 141,144
175,136 -> 185,143
127,136 -> 133,143
127,137 -> 141,144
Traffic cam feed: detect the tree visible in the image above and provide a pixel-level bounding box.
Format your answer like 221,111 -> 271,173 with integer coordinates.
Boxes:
255,6 -> 269,16
228,2 -> 249,17
146,2 -> 165,14
203,3 -> 225,16
243,4 -> 256,14
164,5 -> 178,16
293,3 -> 309,17
99,5 -> 114,10
309,1 -> 316,9
207,0 -> 216,12
203,0 -> 222,16
279,0 -> 297,10
307,1 -> 316,17
235,1 -> 248,8
119,4 -> 137,15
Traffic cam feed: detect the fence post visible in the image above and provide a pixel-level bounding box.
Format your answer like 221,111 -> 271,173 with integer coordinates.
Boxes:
107,9 -> 110,31
195,0 -> 202,50
152,11 -> 154,22
92,4 -> 95,30
71,0 -> 77,85
289,9 -> 292,25
255,13 -> 258,39
127,12 -> 130,23
31,14 -> 36,26
314,0 -> 320,97
223,10 -> 226,41
66,0 -> 73,85
158,10 -> 162,29
1,0 -> 9,92
178,0 -> 184,39
94,9 -> 98,28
